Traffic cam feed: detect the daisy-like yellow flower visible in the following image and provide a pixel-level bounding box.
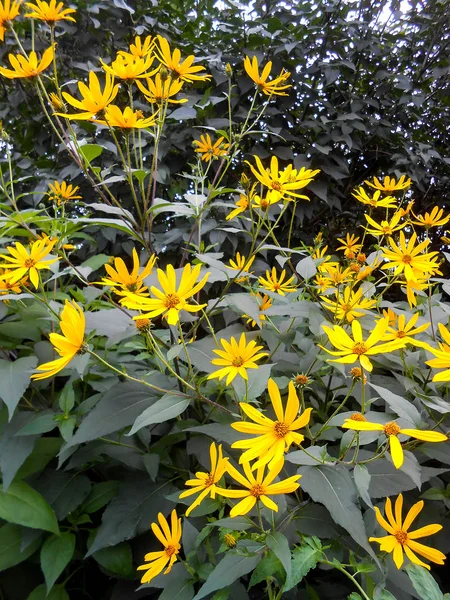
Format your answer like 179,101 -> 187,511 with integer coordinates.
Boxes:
258,268 -> 297,295
179,442 -> 228,516
137,510 -> 182,584
243,293 -> 272,328
244,55 -> 291,96
24,0 -> 76,23
226,252 -> 255,283
36,232 -> 74,252
97,105 -> 158,129
312,245 -> 338,273
403,277 -> 430,308
121,263 -> 209,326
247,156 -> 319,202
380,312 -> 429,343
156,35 -> 211,82
136,74 -> 187,104
352,187 -> 397,209
320,286 -> 376,323
226,194 -> 249,221
369,494 -> 445,570
56,71 -> 119,121
336,234 -> 362,259
0,45 -> 54,79
251,191 -> 281,210
320,318 -> 406,372
411,206 -> 450,229
381,232 -> 441,281
342,416 -> 447,469
231,378 -> 312,469
119,35 -> 155,59
355,258 -> 382,281
31,300 -> 85,380
314,273 -> 333,293
0,238 -> 59,288
48,180 -> 81,205
0,0 -> 22,42
422,323 -> 450,382
207,332 -> 268,385
216,459 -> 301,516
99,248 -> 156,297
0,267 -> 24,296
100,53 -> 157,82
193,134 -> 229,162
322,264 -> 354,287
399,200 -> 415,217
364,211 -> 406,237
364,175 -> 411,193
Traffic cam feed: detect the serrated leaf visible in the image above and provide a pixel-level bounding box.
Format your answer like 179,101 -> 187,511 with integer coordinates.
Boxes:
406,564 -> 444,600
41,532 -> 75,593
249,551 -> 284,588
284,545 -> 320,591
0,357 -> 38,420
192,553 -> 260,600
127,393 -> 190,436
0,523 -> 41,571
266,532 -> 291,578
0,481 -> 59,534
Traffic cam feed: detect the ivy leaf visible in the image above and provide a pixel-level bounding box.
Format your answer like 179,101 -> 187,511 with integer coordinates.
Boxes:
192,553 -> 260,600
41,532 -> 76,593
0,481 -> 59,534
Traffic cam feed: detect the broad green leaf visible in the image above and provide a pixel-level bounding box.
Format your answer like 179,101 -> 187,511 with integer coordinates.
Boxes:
369,384 -> 421,426
16,412 -> 57,435
354,464 -> 373,507
16,438 -> 62,480
127,393 -> 190,436
41,532 -> 76,593
249,551 -> 284,588
266,532 -> 291,578
406,564 -> 444,600
27,584 -> 69,600
159,576 -> 195,600
373,587 -> 397,600
82,481 -> 120,514
0,523 -> 41,571
58,383 -> 75,414
0,357 -> 38,420
34,471 -> 91,521
284,545 -> 321,591
0,413 -> 38,490
92,541 -> 134,578
296,256 -> 317,280
79,143 -> 103,163
192,553 -> 260,600
0,481 -> 59,534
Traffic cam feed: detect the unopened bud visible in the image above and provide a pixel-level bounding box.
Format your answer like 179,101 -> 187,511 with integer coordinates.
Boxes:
225,62 -> 233,78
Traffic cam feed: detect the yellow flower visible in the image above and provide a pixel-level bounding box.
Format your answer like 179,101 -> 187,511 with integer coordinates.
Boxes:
349,368 -> 366,383
216,459 -> 301,516
0,0 -> 22,42
314,273 -> 333,293
49,91 -> 64,111
312,245 -> 338,273
0,267 -> 24,295
423,323 -> 450,382
179,442 -> 228,516
399,200 -> 415,217
57,71 -> 119,121
246,155 -> 319,202
136,73 -> 187,104
251,192 -> 281,210
352,187 -> 397,208
31,300 -> 85,380
322,264 -> 354,286
244,55 -> 291,96
381,232 -> 441,281
244,293 -> 272,328
156,35 -> 211,82
121,263 -> 209,326
336,233 -> 362,259
207,332 -> 268,385
231,378 -> 312,469
100,52 -> 157,82
320,286 -> 376,323
0,238 -> 59,288
48,180 -> 81,205
137,510 -> 182,584
25,0 -> 76,23
342,417 -> 447,469
120,35 -> 155,59
226,194 -> 249,221
193,133 -> 229,162
411,206 -> 450,229
97,105 -> 158,129
258,268 -> 297,295
36,232 -> 74,251
0,45 -> 54,79
364,211 -> 406,237
320,318 -> 406,372
364,175 -> 411,193
226,252 -> 255,283
404,277 -> 430,308
380,312 -> 429,343
370,494 -> 445,570
99,248 -> 156,297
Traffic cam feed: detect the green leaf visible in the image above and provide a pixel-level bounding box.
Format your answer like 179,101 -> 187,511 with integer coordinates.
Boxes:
159,576 -> 195,600
17,412 -> 57,435
27,584 -> 69,600
347,594 -> 363,600
0,413 -> 37,490
41,532 -> 75,593
82,481 -> 120,514
0,357 -> 38,420
373,586 -> 398,600
369,384 -> 421,426
127,393 -> 190,436
406,564 -> 444,600
0,523 -> 41,571
284,544 -> 320,591
0,481 -> 59,534
58,383 -> 75,414
192,553 -> 260,600
249,551 -> 284,588
266,532 -> 291,578
34,471 -> 91,521
354,464 -> 373,507
92,541 -> 134,577
79,143 -> 103,163
15,438 -> 62,480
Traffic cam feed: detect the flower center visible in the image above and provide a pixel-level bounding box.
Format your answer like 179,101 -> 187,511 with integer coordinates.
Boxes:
127,282 -> 138,292
165,293 -> 180,308
204,472 -> 215,487
165,545 -> 177,557
396,330 -> 406,338
395,530 -> 408,545
260,199 -> 269,209
402,255 -> 412,264
250,483 -> 265,498
295,374 -> 309,385
384,421 -> 401,436
352,342 -> 368,355
271,181 -> 282,191
272,282 -> 280,289
274,421 -> 289,438
341,303 -> 352,313
382,226 -> 391,234
24,258 -> 35,268
232,356 -> 245,367
350,412 -> 366,421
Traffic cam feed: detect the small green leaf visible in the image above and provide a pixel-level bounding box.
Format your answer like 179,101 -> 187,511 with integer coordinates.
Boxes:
406,564 -> 444,600
92,541 -> 134,578
266,532 -> 291,578
27,584 -> 69,600
347,594 -> 363,600
0,523 -> 41,571
0,481 -> 59,534
41,532 -> 75,593
59,383 -> 75,414
127,393 -> 190,436
249,551 -> 284,588
192,553 -> 260,600
284,544 -> 321,591
79,144 -> 103,163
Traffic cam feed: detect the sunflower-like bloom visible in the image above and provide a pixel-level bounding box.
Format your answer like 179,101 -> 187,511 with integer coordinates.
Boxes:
365,175 -> 411,193
364,211 -> 406,237
380,312 -> 429,343
226,194 -> 248,221
322,264 -> 354,286
137,510 -> 182,584
99,248 -> 156,297
0,238 -> 59,288
403,277 -> 429,308
0,0 -> 22,41
179,442 -> 228,516
207,332 -> 268,385
57,72 -> 119,121
156,35 -> 211,82
381,232 -> 441,281
320,286 -> 376,323
48,180 -> 81,205
226,252 -> 255,283
31,300 -> 85,380
335,233 -> 362,259
193,133 -> 229,162
258,268 -> 297,295
411,206 -> 450,229
312,245 -> 338,273
231,378 -> 312,469
100,53 -> 158,82
119,35 -> 155,58
136,74 -> 187,104
352,187 -> 397,208
251,192 -> 281,211
369,494 -> 445,570
320,318 -> 406,372
342,416 -> 447,469
243,292 -> 272,328
0,46 -> 54,79
24,0 -> 76,23
422,323 -> 450,382
0,267 -> 25,296
217,459 -> 301,516
247,156 -> 319,202
121,263 -> 209,326
97,105 -> 158,129
244,55 -> 291,96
